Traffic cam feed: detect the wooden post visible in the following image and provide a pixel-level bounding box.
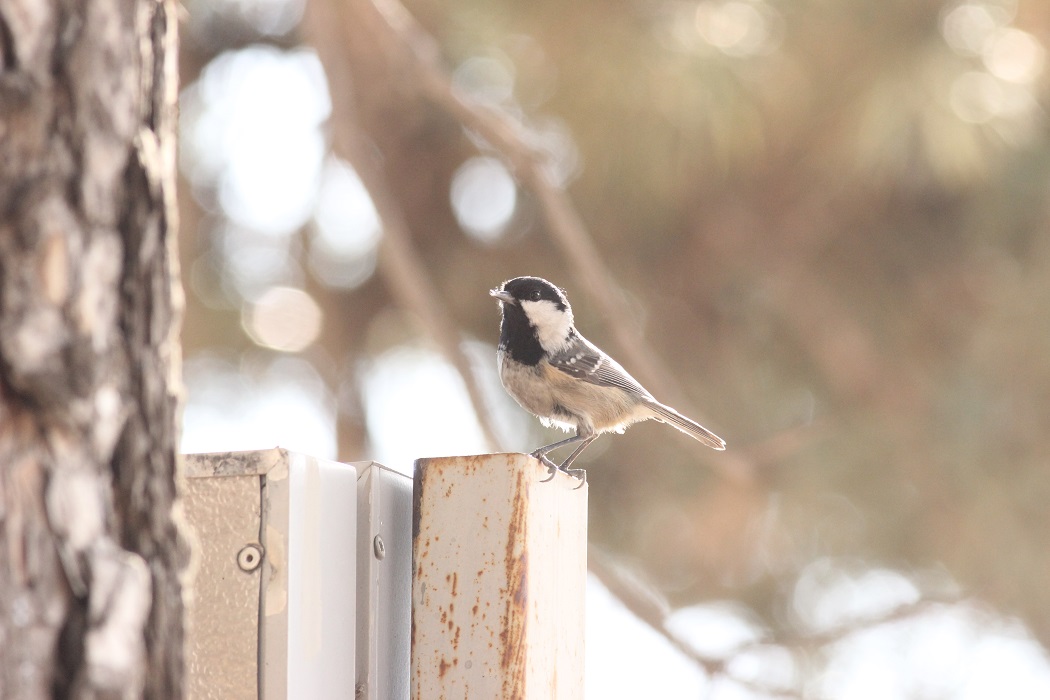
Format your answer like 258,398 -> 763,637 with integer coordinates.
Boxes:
412,454 -> 588,699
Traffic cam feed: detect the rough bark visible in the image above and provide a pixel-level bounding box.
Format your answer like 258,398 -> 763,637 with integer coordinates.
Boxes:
0,1 -> 186,698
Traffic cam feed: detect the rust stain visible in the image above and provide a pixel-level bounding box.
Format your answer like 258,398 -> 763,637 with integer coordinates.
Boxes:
500,467 -> 530,697
512,559 -> 528,606
438,658 -> 450,679
410,616 -> 416,661
450,571 -> 458,597
460,453 -> 489,475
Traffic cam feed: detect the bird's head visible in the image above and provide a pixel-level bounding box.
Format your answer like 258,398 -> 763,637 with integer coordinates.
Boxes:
490,276 -> 575,353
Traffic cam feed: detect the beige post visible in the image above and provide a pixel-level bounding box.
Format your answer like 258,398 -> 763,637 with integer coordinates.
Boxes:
411,454 -> 588,699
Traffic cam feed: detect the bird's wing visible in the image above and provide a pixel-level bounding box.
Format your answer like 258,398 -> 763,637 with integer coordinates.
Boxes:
549,332 -> 726,450
547,333 -> 655,400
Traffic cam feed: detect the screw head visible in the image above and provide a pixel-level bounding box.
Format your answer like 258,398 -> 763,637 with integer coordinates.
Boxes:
373,534 -> 386,560
237,544 -> 264,572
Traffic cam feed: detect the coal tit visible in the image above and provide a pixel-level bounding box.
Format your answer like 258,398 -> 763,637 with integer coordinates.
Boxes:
490,276 -> 725,481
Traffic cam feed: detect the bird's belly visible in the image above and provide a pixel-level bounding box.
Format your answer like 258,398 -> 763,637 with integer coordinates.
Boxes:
498,359 -> 574,427
498,354 -> 650,434
552,379 -> 649,433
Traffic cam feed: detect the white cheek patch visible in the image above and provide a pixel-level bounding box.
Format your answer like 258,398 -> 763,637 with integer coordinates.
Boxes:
521,299 -> 574,353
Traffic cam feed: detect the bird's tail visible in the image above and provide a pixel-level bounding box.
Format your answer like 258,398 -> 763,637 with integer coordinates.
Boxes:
647,402 -> 726,451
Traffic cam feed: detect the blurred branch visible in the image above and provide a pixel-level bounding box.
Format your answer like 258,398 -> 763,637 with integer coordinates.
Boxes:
589,549 -> 801,698
331,0 -> 760,482
768,596 -> 956,653
302,0 -> 505,452
368,0 -> 658,377
349,151 -> 505,451
590,548 -> 960,699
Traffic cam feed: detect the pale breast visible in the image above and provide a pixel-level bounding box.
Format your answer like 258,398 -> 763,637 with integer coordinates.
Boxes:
550,371 -> 655,432
498,350 -> 656,435
498,351 -> 574,429
535,361 -> 653,435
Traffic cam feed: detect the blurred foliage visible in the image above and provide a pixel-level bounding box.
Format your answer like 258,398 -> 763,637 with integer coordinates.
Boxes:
177,0 -> 1050,674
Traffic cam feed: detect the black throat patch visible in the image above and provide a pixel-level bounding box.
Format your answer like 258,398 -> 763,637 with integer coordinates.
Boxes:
499,302 -> 544,366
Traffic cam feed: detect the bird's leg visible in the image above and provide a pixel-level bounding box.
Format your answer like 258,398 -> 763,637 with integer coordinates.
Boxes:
532,431 -> 595,486
532,432 -> 588,457
532,431 -> 588,482
558,435 -> 598,489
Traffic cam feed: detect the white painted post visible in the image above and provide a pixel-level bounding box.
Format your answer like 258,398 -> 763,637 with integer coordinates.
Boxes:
411,454 -> 588,699
355,462 -> 414,699
184,449 -> 358,700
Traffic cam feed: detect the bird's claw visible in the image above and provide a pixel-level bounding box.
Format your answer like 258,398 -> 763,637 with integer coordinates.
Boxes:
531,451 -> 587,487
566,467 -> 587,489
533,452 -> 560,482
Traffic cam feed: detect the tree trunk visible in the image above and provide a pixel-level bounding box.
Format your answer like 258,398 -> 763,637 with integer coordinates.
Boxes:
0,1 -> 186,698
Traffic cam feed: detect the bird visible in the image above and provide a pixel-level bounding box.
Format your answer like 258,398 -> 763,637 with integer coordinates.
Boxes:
490,276 -> 725,483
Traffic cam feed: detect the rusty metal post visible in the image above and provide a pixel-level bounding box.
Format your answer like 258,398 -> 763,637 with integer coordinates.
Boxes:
411,454 -> 588,699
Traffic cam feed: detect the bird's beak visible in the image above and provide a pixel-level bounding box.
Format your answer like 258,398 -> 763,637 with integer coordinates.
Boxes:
490,289 -> 516,305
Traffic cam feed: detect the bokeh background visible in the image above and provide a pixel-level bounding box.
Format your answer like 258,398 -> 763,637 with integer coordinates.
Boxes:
176,0 -> 1050,696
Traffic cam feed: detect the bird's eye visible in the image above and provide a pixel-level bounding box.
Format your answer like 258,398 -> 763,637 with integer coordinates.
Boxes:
530,290 -> 542,301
